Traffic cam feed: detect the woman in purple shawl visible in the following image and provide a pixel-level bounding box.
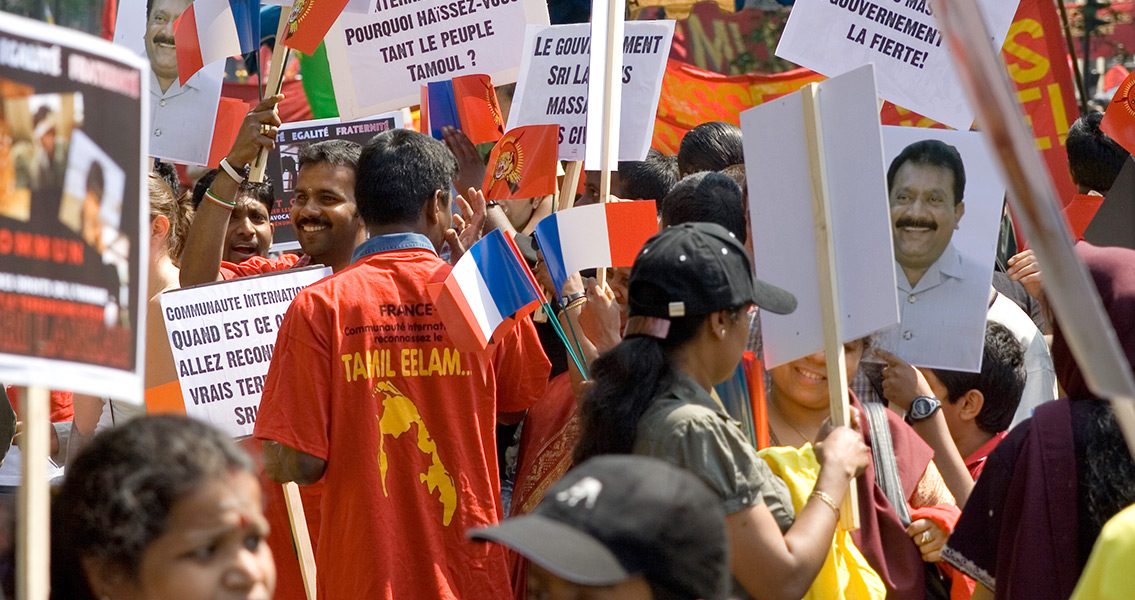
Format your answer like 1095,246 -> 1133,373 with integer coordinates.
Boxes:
942,242 -> 1135,600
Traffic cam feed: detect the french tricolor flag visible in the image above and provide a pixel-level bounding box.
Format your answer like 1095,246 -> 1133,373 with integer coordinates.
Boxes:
174,0 -> 259,86
533,201 -> 659,296
429,229 -> 545,352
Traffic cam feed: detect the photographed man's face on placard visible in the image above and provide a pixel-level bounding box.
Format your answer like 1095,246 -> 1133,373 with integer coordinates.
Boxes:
889,160 -> 966,272
144,0 -> 191,87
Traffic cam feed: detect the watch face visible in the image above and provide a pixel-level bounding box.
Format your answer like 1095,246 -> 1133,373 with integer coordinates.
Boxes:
912,396 -> 939,420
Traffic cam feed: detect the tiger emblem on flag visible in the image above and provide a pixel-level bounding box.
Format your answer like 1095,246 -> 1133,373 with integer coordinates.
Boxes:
492,136 -> 524,194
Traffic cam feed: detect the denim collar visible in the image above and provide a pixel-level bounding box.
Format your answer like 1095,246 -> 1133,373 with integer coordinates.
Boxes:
352,232 -> 437,264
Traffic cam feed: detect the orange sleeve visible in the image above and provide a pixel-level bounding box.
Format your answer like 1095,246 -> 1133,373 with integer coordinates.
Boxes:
491,316 -> 551,414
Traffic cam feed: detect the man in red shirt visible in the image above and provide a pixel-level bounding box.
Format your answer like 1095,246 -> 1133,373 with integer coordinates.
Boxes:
922,322 -> 1027,480
255,129 -> 550,599
180,97 -> 366,286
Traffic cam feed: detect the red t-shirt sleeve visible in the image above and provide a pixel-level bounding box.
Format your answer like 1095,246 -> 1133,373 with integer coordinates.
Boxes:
253,291 -> 332,460
492,316 -> 551,413
220,253 -> 303,281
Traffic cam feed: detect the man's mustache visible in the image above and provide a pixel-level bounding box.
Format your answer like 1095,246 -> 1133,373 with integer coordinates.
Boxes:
152,35 -> 176,46
895,217 -> 938,230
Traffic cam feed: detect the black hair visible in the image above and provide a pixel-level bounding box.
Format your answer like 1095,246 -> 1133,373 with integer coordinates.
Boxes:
929,322 -> 1025,434
85,161 -> 104,199
659,172 -> 747,243
152,160 -> 181,195
355,129 -> 457,227
1066,112 -> 1130,193
887,139 -> 966,205
297,138 -> 362,172
50,416 -> 254,600
617,149 -> 679,202
677,122 -> 744,177
191,168 -> 276,212
574,297 -> 746,464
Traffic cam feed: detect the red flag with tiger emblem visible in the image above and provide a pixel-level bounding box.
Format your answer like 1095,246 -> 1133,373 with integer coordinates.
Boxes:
481,125 -> 559,201
281,0 -> 348,55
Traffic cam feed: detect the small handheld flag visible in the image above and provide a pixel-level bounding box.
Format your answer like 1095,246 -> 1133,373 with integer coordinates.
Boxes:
482,125 -> 559,201
1101,69 -> 1135,155
282,0 -> 349,56
532,200 -> 658,296
174,0 -> 259,86
422,75 -> 505,145
1062,193 -> 1105,241
428,229 -> 545,351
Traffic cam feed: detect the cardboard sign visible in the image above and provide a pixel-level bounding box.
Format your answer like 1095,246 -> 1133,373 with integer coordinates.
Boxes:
324,0 -> 549,120
775,0 -> 1019,130
1084,157 -> 1135,250
0,14 -> 149,403
265,112 -> 404,251
160,266 -> 331,437
873,126 -> 1004,372
744,64 -> 899,368
509,22 -> 674,163
114,0 -> 224,166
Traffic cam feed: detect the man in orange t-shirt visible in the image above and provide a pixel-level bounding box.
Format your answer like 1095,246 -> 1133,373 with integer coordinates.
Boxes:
255,129 -> 550,599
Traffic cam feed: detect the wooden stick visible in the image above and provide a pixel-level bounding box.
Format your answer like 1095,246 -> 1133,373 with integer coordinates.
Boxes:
283,483 -> 318,600
557,161 -> 583,212
801,83 -> 858,531
248,5 -> 293,183
1056,0 -> 1089,115
18,386 -> 49,600
595,0 -> 625,289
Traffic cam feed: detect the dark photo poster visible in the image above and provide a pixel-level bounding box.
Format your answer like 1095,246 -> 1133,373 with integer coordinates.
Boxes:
0,14 -> 148,403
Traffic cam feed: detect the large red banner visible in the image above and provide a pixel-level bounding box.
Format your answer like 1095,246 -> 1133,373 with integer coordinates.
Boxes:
655,0 -> 1080,202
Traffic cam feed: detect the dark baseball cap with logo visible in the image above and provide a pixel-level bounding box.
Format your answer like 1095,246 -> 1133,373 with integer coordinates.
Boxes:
468,455 -> 730,600
629,222 -> 796,319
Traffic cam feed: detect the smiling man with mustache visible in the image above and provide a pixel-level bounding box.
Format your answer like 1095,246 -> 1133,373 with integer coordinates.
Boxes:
145,0 -> 217,164
885,139 -> 988,370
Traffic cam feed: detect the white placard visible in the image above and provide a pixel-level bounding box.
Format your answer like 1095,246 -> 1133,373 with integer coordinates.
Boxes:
744,64 -> 899,368
875,126 -> 1004,372
508,22 -> 674,164
325,0 -> 549,120
775,0 -> 1019,130
160,266 -> 331,437
114,0 -> 224,166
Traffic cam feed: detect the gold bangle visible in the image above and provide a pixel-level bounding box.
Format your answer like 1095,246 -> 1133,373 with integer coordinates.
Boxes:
809,490 -> 840,517
561,297 -> 588,313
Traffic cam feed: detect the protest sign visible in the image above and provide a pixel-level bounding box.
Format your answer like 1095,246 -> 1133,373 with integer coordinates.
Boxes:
324,0 -> 549,120
266,112 -> 404,250
509,22 -> 674,163
114,0 -> 224,166
775,0 -> 1019,130
743,64 -> 898,369
873,126 -> 1004,372
0,14 -> 149,403
160,266 -> 331,437
1084,157 -> 1135,250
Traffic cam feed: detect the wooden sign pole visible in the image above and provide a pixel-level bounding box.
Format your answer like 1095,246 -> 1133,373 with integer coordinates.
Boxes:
283,483 -> 317,600
248,4 -> 293,183
594,0 -> 625,288
18,386 -> 49,600
557,161 -> 584,212
801,82 -> 859,531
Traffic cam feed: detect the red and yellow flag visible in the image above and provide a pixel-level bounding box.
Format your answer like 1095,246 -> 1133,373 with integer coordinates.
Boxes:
453,74 -> 505,144
282,0 -> 348,56
1102,69 -> 1135,156
481,125 -> 559,201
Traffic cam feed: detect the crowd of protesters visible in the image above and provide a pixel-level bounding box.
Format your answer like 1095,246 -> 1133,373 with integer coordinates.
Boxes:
0,81 -> 1125,600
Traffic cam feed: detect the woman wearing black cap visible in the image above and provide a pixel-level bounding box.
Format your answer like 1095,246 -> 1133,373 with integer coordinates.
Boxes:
574,222 -> 871,600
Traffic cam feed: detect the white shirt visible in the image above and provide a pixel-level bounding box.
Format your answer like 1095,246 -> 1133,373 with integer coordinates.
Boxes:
148,69 -> 219,166
880,242 -> 991,371
986,291 -> 1057,427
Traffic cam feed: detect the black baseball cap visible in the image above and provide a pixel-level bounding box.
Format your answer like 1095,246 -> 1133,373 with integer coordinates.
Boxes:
629,222 -> 796,319
468,455 -> 730,600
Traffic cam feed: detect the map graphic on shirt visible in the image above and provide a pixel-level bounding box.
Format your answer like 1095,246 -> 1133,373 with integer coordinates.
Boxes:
375,380 -> 457,526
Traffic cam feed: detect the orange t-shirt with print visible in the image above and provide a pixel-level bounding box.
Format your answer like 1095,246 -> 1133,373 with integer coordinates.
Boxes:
254,245 -> 550,600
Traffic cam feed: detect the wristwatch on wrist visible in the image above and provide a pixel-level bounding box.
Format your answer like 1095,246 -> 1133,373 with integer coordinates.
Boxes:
485,200 -> 502,210
906,395 -> 942,423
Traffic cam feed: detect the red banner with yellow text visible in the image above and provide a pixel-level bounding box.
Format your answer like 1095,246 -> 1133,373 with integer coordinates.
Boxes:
656,0 -> 1079,202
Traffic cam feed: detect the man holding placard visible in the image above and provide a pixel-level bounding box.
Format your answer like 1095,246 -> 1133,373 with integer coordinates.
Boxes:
255,129 -> 549,599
